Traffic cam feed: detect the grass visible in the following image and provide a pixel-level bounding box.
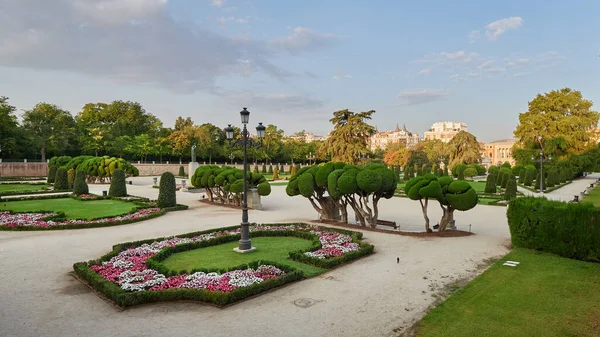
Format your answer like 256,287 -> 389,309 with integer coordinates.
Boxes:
0,198 -> 137,220
0,183 -> 50,193
161,236 -> 327,277
582,184 -> 600,207
269,181 -> 289,186
478,197 -> 503,205
416,248 -> 600,337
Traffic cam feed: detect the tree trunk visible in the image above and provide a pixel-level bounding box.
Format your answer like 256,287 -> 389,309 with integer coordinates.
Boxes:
206,187 -> 214,202
41,144 -> 46,162
420,198 -> 432,233
438,206 -> 455,232
339,199 -> 349,223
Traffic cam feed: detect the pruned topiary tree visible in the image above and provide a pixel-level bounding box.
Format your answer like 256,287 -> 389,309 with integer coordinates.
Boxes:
287,162 -> 343,221
54,167 -> 69,190
437,179 -> 478,231
157,172 -> 177,208
272,165 -> 280,180
47,165 -> 57,184
192,165 -> 270,206
261,163 -> 267,174
518,168 -> 526,184
73,170 -> 89,195
178,165 -> 185,177
504,178 -> 517,201
484,174 -> 497,193
463,167 -> 477,180
67,168 -> 75,188
268,165 -> 273,174
405,174 -> 442,232
108,169 -> 127,197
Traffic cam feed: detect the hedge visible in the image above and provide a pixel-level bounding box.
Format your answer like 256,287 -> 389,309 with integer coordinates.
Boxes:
54,168 -> 69,190
157,172 -> 177,208
108,169 -> 127,197
507,197 -> 600,261
47,166 -> 57,184
73,223 -> 372,307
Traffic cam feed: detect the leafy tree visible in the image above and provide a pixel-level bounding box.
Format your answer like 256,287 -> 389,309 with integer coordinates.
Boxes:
130,134 -> 156,162
405,174 -> 441,232
73,170 -> 89,195
178,166 -> 185,177
157,172 -> 177,208
0,97 -> 24,158
261,124 -> 284,163
513,88 -> 599,160
286,163 -> 343,221
446,131 -> 481,168
196,123 -> 223,164
168,129 -> 192,162
22,103 -> 76,161
321,109 -> 376,164
405,148 -> 429,168
417,139 -> 448,165
383,143 -> 407,167
174,116 -> 193,130
108,169 -> 127,197
485,174 -> 497,193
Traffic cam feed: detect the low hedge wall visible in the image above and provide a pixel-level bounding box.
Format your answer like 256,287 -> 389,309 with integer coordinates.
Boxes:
507,197 -> 600,261
74,223 -> 373,307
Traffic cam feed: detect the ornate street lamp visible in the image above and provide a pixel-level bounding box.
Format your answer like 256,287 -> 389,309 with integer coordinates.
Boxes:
225,108 -> 265,253
306,151 -> 316,165
532,136 -> 552,194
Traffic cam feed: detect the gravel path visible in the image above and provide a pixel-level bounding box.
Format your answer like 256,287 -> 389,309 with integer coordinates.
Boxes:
0,178 -> 515,337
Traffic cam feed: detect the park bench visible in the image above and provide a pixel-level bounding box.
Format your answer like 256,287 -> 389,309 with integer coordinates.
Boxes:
376,219 -> 398,230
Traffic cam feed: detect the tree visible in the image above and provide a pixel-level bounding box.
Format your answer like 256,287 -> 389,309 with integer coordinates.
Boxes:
518,168 -> 526,184
446,131 -> 481,168
157,172 -> 177,208
0,97 -> 22,158
405,174 -> 442,232
22,103 -> 76,161
463,167 -> 477,180
261,124 -> 284,163
54,168 -> 69,190
286,163 -> 343,221
130,134 -> 156,162
174,116 -> 193,130
418,139 -> 448,165
485,174 -> 497,193
73,170 -> 89,195
321,109 -> 376,164
196,123 -> 223,164
504,178 -> 517,200
513,88 -> 599,160
383,143 -> 407,167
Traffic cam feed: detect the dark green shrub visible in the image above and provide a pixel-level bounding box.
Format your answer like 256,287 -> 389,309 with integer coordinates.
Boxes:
49,155 -> 72,168
261,163 -> 267,174
443,165 -> 448,176
108,169 -> 127,197
416,166 -> 423,176
524,169 -> 534,186
500,172 -> 513,188
54,168 -> 69,190
178,165 -> 185,177
268,165 -> 273,174
157,172 -> 176,208
253,166 -> 259,174
73,170 -> 89,195
488,165 -> 499,175
484,174 -> 497,193
452,163 -> 467,178
504,178 -> 517,200
47,166 -> 57,184
518,168 -> 526,184
501,162 -> 511,169
257,182 -> 271,196
507,197 -> 600,261
280,164 -> 285,174
534,174 -> 542,191
511,164 -> 524,176
457,167 -> 465,180
463,167 -> 477,179
67,168 -> 75,188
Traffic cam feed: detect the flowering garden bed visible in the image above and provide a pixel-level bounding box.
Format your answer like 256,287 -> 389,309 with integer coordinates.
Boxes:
73,223 -> 374,307
0,194 -> 187,231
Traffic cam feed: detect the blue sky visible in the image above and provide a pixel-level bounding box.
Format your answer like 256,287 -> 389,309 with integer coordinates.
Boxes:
1,0 -> 599,142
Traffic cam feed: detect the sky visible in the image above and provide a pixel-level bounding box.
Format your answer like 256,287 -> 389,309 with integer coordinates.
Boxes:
1,0 -> 599,143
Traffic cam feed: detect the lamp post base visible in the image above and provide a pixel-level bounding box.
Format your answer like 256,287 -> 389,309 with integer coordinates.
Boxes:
233,246 -> 257,254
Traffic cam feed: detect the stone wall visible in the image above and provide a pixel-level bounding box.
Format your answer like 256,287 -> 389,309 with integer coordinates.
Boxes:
134,163 -> 299,176
0,163 -> 48,177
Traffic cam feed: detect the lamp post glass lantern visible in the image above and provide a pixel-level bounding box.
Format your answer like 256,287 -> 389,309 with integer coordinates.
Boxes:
532,148 -> 552,194
226,108 -> 266,253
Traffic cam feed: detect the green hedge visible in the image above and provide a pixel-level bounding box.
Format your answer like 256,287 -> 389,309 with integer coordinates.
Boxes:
108,169 -> 127,197
157,172 -> 177,208
54,168 -> 69,190
507,197 -> 600,261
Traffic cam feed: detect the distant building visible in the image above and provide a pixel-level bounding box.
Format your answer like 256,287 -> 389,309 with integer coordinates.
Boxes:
423,121 -> 468,143
287,131 -> 325,142
369,123 -> 420,151
481,139 -> 517,167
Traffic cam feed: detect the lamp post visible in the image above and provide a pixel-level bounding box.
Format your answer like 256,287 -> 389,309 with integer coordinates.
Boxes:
229,153 -> 235,165
306,151 -> 315,165
224,108 -> 266,253
531,149 -> 552,194
357,153 -> 369,164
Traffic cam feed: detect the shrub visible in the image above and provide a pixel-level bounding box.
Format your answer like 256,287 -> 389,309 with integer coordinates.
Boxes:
67,168 -> 75,188
268,165 -> 273,174
507,197 -> 600,261
511,164 -> 524,176
463,167 -> 477,179
452,163 -> 467,178
290,165 -> 298,177
47,166 -> 57,184
73,170 -> 89,195
524,169 -> 534,186
64,156 -> 95,171
257,182 -> 271,196
272,166 -> 279,180
253,166 -> 259,174
261,163 -> 267,174
280,164 -> 284,174
534,174 -> 542,191
472,164 -> 486,176
488,165 -> 499,175
484,174 -> 497,193
501,162 -> 511,169
157,172 -> 177,208
416,167 -> 423,176
443,165 -> 448,176
500,172 -> 512,188
108,169 -> 127,197
504,178 -> 517,200
54,168 -> 69,190
518,168 -> 526,184
178,165 -> 185,177
48,155 -> 72,168
457,168 -> 465,180
78,156 -> 139,182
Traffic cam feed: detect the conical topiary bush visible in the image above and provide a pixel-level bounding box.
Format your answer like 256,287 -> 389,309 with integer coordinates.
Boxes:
54,168 -> 69,190
157,172 -> 177,208
108,169 -> 127,197
73,170 -> 89,195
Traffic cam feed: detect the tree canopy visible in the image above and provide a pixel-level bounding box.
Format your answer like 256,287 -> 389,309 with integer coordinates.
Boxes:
446,131 -> 481,168
321,109 -> 376,164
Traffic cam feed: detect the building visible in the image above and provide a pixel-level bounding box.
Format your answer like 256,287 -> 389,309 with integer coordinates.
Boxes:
287,131 -> 326,142
423,121 -> 468,143
481,139 -> 517,167
369,123 -> 420,151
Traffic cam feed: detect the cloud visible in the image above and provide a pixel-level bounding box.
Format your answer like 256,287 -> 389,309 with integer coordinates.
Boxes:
0,0 -> 335,94
441,51 -> 465,59
218,90 -> 325,110
484,67 -> 506,73
268,27 -> 340,55
466,72 -> 480,77
332,71 -> 353,80
418,68 -> 432,75
477,60 -> 495,69
485,17 -> 524,40
215,16 -> 248,24
468,30 -> 481,43
211,0 -> 223,8
397,89 -> 450,106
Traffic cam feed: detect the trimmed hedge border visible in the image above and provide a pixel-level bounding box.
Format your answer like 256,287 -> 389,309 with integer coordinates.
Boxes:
0,194 -> 188,231
73,223 -> 373,308
518,180 -> 572,194
0,189 -> 72,197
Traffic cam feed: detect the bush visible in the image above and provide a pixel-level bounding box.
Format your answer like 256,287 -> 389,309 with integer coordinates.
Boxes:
457,168 -> 465,180
47,165 -> 57,184
272,166 -> 279,180
463,167 -> 477,179
48,155 -> 72,168
78,156 -> 139,182
511,164 -> 524,176
488,165 -> 499,175
257,182 -> 271,196
261,163 -> 267,174
157,172 -> 177,208
443,165 -> 448,176
484,174 -> 497,193
268,165 -> 273,174
524,169 -> 534,186
507,197 -> 600,261
67,168 -> 75,188
178,165 -> 185,177
73,170 -> 89,195
280,164 -> 285,174
500,172 -> 512,188
452,163 -> 467,178
54,168 -> 69,190
64,156 -> 95,171
504,178 -> 517,200
108,169 -> 127,197
290,165 -> 298,177
501,162 -> 511,169
518,168 -> 526,184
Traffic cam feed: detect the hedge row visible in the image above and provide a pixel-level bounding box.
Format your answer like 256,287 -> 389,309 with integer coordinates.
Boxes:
507,197 -> 600,261
0,189 -> 72,197
74,223 -> 372,307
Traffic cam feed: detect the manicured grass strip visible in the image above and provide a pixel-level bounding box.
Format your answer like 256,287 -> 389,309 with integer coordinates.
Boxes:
161,236 -> 326,277
416,248 -> 600,337
478,197 -> 502,205
269,181 -> 289,186
0,183 -> 50,192
0,198 -> 137,220
582,183 -> 600,207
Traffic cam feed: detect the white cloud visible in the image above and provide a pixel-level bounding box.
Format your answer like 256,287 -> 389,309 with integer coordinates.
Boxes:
215,16 -> 248,24
332,71 -> 353,80
485,67 -> 506,73
441,51 -> 465,59
268,27 -> 340,55
418,68 -> 432,75
397,89 -> 450,105
467,72 -> 480,77
211,0 -> 223,8
468,30 -> 481,43
477,60 -> 495,69
0,1 -> 335,94
485,17 -> 524,40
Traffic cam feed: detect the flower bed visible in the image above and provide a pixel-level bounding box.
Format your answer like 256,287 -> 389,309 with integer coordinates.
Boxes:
73,223 -> 374,307
0,208 -> 162,228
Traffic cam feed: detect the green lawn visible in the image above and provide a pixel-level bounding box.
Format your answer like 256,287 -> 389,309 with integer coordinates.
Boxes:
269,181 -> 289,186
0,198 -> 137,220
416,248 -> 600,337
478,197 -> 503,205
582,184 -> 600,207
161,236 -> 326,277
0,183 -> 51,193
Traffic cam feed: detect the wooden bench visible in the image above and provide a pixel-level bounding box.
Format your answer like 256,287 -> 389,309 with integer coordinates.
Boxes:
376,219 -> 398,230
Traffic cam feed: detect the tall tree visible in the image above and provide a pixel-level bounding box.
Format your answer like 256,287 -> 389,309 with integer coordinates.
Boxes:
446,131 -> 481,168
196,123 -> 223,164
261,124 -> 284,163
321,109 -> 376,164
513,88 -> 599,161
174,116 -> 193,131
22,103 -> 76,161
0,97 -> 20,158
383,143 -> 407,167
418,139 -> 448,164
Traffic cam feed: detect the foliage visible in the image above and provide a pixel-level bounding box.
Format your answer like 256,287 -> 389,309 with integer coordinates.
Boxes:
484,174 -> 497,193
501,162 -> 511,169
517,168 -> 526,184
383,143 -> 407,167
511,164 -> 524,176
73,170 -> 89,195
47,166 -> 57,184
22,103 -> 76,161
157,172 -> 177,208
446,131 -> 481,168
508,197 -> 600,261
49,156 -> 73,168
67,168 -> 75,188
262,163 -> 267,174
272,166 -> 280,180
463,167 -> 477,179
108,169 -> 127,197
290,165 -> 298,176
191,165 -> 270,206
257,182 -> 271,196
504,178 -> 517,200
54,168 -> 69,190
78,156 -> 139,183
321,109 -> 376,164
268,165 -> 273,174
178,165 -> 185,177
63,156 -> 95,171
0,96 -> 25,158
